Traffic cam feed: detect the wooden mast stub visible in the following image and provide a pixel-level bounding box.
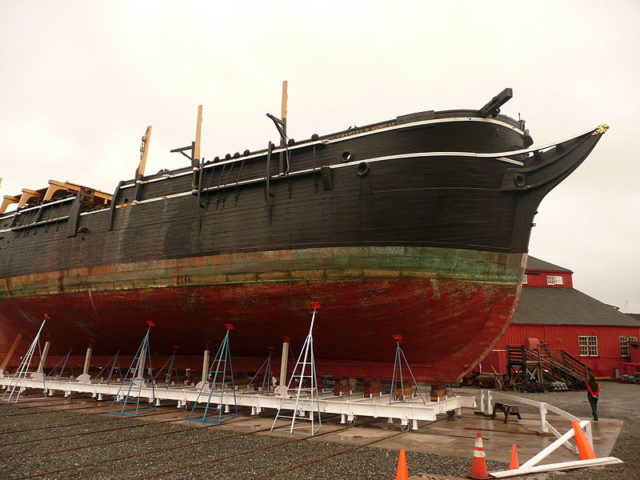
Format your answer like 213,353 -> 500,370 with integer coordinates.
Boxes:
137,126 -> 153,178
194,105 -> 203,162
281,81 -> 288,122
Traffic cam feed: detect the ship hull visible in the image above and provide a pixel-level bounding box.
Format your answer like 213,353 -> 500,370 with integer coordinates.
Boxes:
0,109 -> 605,383
0,246 -> 524,383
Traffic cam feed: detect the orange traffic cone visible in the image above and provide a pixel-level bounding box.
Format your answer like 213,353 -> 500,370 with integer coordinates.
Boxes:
572,420 -> 596,460
467,433 -> 490,479
509,443 -> 520,470
395,448 -> 409,480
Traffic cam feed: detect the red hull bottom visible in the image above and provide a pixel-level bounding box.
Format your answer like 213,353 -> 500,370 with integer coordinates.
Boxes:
0,277 -> 518,384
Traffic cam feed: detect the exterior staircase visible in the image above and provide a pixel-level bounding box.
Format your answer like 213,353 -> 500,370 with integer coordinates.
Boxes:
506,343 -> 590,390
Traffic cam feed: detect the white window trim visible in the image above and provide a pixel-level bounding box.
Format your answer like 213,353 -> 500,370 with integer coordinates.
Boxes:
578,335 -> 598,357
620,336 -> 638,357
546,275 -> 564,286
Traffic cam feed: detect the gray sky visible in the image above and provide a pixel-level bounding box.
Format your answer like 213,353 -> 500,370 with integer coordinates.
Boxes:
1,0 -> 639,312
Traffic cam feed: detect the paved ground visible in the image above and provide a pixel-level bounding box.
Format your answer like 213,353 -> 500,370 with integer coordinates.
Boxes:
495,381 -> 639,480
0,382 -> 637,479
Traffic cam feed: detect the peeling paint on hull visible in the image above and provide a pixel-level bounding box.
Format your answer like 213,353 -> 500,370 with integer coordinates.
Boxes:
0,246 -> 524,383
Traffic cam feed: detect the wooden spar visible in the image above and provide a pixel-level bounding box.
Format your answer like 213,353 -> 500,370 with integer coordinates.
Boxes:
18,188 -> 42,208
281,81 -> 288,122
194,105 -> 203,162
281,80 -> 288,149
266,80 -> 289,149
137,126 -> 153,178
0,195 -> 19,214
44,180 -> 112,204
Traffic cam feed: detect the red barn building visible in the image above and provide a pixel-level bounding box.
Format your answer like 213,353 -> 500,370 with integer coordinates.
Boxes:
484,257 -> 640,378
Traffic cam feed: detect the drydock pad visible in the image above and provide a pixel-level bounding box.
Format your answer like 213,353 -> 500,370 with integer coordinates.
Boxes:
243,410 -> 622,465
0,389 -> 623,480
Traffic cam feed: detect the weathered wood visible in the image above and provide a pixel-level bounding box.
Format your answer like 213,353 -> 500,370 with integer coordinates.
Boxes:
281,80 -> 288,121
0,195 -> 19,214
136,126 -> 153,178
479,88 -> 513,118
18,188 -> 42,208
194,105 -> 203,162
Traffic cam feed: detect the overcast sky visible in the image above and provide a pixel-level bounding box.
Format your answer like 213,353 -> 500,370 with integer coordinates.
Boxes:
1,0 -> 639,312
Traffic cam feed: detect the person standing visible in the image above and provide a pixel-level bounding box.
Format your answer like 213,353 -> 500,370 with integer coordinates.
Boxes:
586,375 -> 600,421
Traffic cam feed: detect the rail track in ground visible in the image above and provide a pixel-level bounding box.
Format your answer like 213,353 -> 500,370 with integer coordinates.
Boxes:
2,396 -> 415,480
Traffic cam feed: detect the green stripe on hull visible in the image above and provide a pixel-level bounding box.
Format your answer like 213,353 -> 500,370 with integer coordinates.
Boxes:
0,246 -> 526,299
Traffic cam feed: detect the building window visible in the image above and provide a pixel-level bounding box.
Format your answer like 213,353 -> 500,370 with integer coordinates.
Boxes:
546,275 -> 564,286
578,336 -> 598,356
620,336 -> 638,357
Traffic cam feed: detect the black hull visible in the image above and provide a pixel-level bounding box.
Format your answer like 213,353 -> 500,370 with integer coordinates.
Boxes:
0,114 -> 602,280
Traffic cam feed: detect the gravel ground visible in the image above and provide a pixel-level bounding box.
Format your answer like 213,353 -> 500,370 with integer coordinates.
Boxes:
0,397 -> 506,480
0,384 -> 637,480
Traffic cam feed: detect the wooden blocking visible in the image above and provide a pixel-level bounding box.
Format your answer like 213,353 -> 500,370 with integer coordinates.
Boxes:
235,376 -> 248,390
430,384 -> 447,402
333,385 -> 350,396
363,379 -> 382,398
475,375 -> 497,388
395,384 -> 413,400
333,377 -> 352,396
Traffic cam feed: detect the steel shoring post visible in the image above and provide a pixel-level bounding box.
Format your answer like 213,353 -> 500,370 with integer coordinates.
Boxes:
398,346 -> 425,403
389,335 -> 425,406
271,302 -> 322,436
153,347 -> 178,386
59,350 -> 73,379
39,342 -> 48,395
2,318 -> 47,403
262,352 -> 273,392
248,351 -> 273,393
97,351 -> 120,383
189,324 -> 237,424
109,324 -> 156,416
165,349 -> 178,385
47,349 -> 72,378
390,340 -> 403,403
290,335 -> 310,432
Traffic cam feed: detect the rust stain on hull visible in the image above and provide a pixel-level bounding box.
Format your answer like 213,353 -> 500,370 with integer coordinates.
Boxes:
0,246 -> 524,383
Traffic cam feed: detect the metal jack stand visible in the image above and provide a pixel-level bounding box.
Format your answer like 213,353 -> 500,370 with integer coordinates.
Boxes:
389,334 -> 425,406
248,350 -> 274,393
96,351 -> 121,383
189,324 -> 238,424
154,345 -> 180,386
47,349 -> 73,379
2,316 -> 48,403
109,322 -> 156,416
271,302 -> 322,436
